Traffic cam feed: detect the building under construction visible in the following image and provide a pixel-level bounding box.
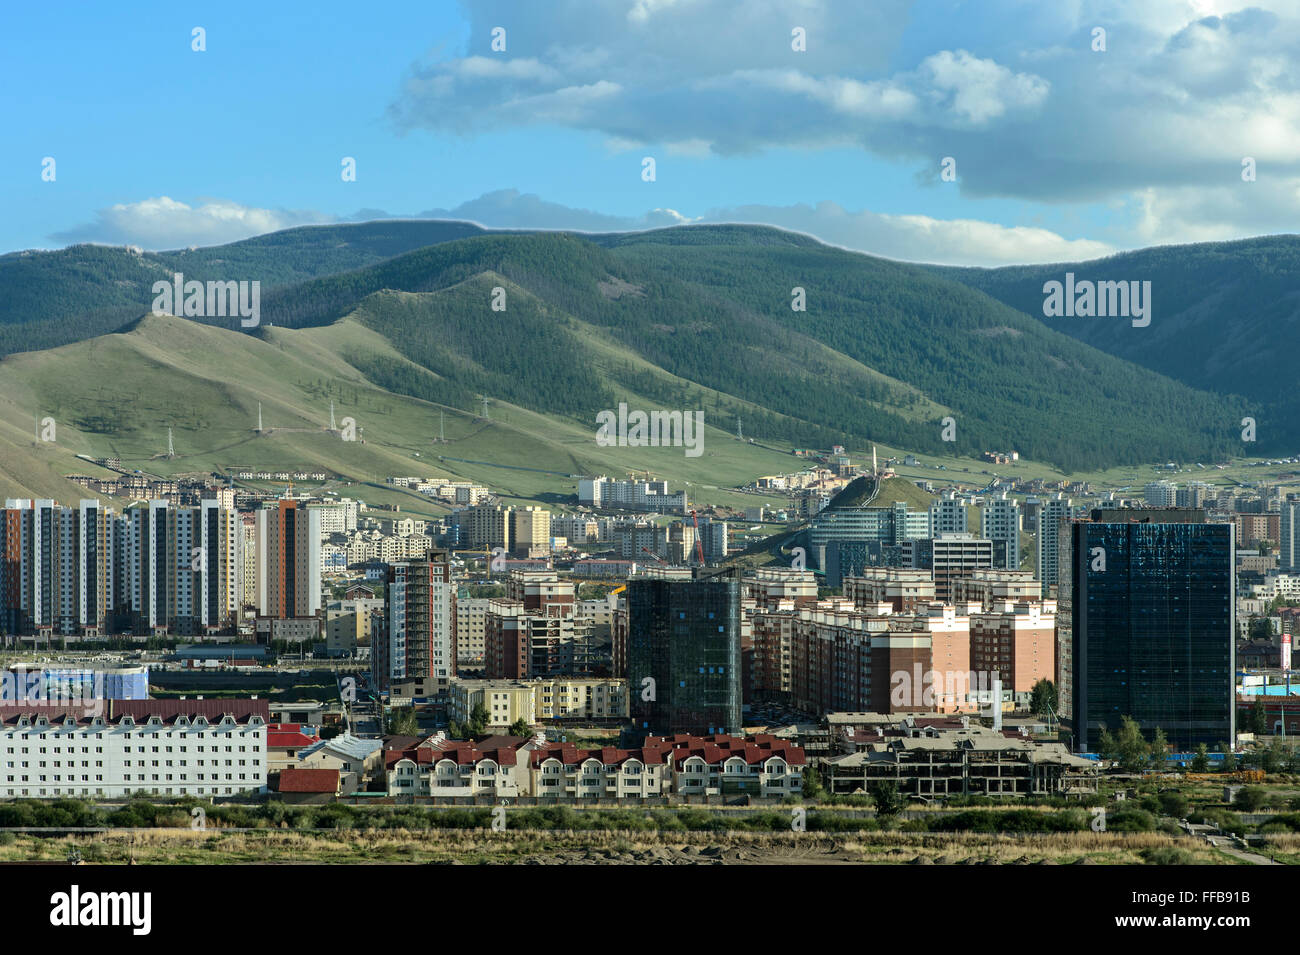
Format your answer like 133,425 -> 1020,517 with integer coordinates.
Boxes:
822,715 -> 1098,799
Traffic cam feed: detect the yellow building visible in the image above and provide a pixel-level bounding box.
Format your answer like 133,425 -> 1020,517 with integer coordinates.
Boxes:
510,506 -> 551,557
449,677 -> 628,727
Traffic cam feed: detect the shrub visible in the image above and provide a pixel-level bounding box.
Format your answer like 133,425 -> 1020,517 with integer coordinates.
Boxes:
1142,847 -> 1195,865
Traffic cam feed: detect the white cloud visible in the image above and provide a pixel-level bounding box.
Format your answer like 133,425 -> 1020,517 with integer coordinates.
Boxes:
51,197 -> 331,249
699,201 -> 1115,266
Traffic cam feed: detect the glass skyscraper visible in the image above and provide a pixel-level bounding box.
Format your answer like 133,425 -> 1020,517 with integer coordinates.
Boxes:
1062,512 -> 1234,751
628,570 -> 741,736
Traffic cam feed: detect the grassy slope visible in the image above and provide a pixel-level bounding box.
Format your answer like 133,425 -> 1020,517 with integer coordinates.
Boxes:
2,310 -> 1294,509
0,313 -> 798,510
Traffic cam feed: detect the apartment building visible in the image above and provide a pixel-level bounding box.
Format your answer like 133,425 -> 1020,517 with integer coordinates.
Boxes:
456,598 -> 490,668
484,572 -> 595,678
448,680 -> 538,726
1282,498 -> 1300,572
744,568 -> 819,610
949,569 -> 1042,608
457,504 -> 511,551
1036,495 -> 1073,591
255,500 -> 321,620
0,498 -> 243,638
980,493 -> 1021,570
902,534 -> 994,601
842,568 -> 935,613
550,514 -> 599,544
510,506 -> 551,557
0,699 -> 268,799
578,477 -> 687,513
929,491 -> 968,535
384,731 -> 803,801
969,601 -> 1056,702
377,557 -> 456,694
448,677 -> 628,726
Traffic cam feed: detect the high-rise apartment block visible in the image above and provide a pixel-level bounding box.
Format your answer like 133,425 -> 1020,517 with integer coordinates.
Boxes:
627,569 -> 741,736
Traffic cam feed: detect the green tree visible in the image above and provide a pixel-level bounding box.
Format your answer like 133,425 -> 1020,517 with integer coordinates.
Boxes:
1029,679 -> 1058,718
508,717 -> 532,737
1149,728 -> 1170,770
802,765 -> 823,799
468,703 -> 490,736
1234,786 -> 1266,812
1220,743 -> 1237,773
868,780 -> 905,817
1191,743 -> 1210,774
1100,716 -> 1151,773
1248,701 -> 1268,736
1158,791 -> 1189,818
1260,737 -> 1288,774
384,707 -> 419,736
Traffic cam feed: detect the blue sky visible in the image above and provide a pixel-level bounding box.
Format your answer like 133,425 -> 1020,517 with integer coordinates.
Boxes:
4,0 -> 1298,264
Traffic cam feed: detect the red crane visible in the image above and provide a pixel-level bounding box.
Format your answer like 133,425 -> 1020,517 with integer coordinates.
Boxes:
690,509 -> 705,565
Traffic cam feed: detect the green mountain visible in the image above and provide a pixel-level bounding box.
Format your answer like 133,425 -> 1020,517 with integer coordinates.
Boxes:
925,235 -> 1300,449
0,220 -> 489,357
245,225 -> 1254,470
0,222 -> 1274,498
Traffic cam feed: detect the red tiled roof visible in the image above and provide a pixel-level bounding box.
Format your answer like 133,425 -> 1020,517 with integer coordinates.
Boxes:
384,734 -> 530,769
268,723 -> 321,749
651,733 -> 807,766
0,699 -> 269,726
278,768 -> 340,793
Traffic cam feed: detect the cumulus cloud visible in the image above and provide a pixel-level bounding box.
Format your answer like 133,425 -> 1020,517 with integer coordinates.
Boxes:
699,201 -> 1115,266
51,197 -> 332,249
387,0 -> 1300,227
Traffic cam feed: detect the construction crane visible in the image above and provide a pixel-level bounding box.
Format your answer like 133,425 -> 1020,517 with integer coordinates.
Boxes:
639,546 -> 666,564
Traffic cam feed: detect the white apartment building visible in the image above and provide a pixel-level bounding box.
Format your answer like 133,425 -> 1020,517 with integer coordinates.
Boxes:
1036,495 -> 1073,589
0,707 -> 267,799
1144,481 -> 1178,507
980,493 -> 1021,570
578,477 -> 687,512
929,492 -> 968,535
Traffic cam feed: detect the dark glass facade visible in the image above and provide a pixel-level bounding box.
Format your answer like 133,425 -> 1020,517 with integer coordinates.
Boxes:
628,573 -> 741,735
1068,520 -> 1234,751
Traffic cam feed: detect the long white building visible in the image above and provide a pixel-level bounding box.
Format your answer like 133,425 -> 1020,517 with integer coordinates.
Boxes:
0,701 -> 268,799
